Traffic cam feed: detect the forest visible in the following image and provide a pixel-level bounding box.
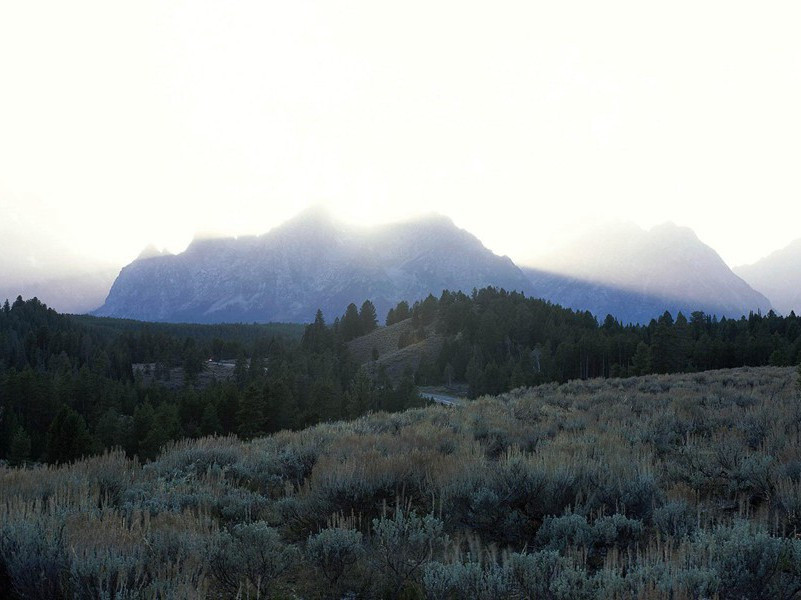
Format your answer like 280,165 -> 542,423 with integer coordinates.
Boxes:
393,287 -> 801,396
0,297 -> 422,465
3,289 -> 801,466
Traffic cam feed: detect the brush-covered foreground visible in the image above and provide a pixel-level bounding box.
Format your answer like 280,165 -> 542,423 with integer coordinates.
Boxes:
2,366 -> 801,599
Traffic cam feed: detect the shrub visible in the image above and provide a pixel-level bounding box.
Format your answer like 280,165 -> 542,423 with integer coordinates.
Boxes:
306,527 -> 364,588
0,517 -> 66,599
372,507 -> 448,596
653,500 -> 696,538
507,551 -> 594,600
210,521 -> 297,597
423,560 -> 511,600
695,522 -> 801,600
535,514 -> 592,551
591,514 -> 644,550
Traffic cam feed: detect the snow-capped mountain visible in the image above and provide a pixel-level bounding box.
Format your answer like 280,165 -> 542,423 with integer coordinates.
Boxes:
94,208 -> 533,323
523,222 -> 772,324
734,238 -> 801,316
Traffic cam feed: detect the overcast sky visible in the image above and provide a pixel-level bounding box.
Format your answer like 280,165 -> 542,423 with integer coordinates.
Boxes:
1,1 -> 800,271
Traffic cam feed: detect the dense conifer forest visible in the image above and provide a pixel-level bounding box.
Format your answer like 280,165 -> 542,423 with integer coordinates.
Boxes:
0,297 -> 422,465
397,288 -> 801,396
2,289 -> 801,466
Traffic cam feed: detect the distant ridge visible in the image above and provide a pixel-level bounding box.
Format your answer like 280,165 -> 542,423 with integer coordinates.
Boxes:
523,222 -> 772,323
95,210 -> 774,325
735,238 -> 801,316
94,209 -> 532,323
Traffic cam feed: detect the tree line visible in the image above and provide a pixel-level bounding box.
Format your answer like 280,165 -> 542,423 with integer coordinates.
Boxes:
382,288 -> 801,397
0,297 -> 420,465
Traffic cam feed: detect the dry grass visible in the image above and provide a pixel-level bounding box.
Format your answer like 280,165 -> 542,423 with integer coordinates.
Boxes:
2,366 -> 801,598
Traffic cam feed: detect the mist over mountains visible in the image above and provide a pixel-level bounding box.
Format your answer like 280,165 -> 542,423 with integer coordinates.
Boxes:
735,239 -> 801,317
524,222 -> 773,323
94,209 -> 531,323
91,209 -> 779,325
0,226 -> 117,314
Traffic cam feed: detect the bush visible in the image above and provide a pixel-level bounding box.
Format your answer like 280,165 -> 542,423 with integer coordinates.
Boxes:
211,521 -> 297,597
507,551 -> 595,600
306,527 -> 364,588
653,500 -> 696,538
0,517 -> 66,600
696,522 -> 801,600
372,507 -> 448,596
535,514 -> 592,551
591,514 -> 644,550
423,560 -> 511,600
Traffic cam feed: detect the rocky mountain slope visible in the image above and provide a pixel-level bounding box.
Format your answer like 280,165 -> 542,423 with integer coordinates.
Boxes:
734,238 -> 801,316
523,222 -> 772,323
94,209 -> 532,323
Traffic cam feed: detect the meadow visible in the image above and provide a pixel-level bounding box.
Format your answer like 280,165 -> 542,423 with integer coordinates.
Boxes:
2,366 -> 800,599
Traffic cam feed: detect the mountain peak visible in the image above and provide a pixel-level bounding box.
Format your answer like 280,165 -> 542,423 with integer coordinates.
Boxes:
136,244 -> 169,261
95,209 -> 532,323
649,222 -> 699,243
286,204 -> 337,227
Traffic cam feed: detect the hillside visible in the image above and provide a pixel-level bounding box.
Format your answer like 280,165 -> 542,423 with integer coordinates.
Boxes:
2,366 -> 800,598
346,318 -> 444,381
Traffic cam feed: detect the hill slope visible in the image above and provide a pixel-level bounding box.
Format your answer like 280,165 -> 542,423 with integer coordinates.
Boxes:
2,367 -> 799,598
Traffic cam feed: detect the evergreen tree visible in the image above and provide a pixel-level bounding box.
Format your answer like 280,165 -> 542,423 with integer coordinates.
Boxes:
237,383 -> 268,438
345,368 -> 374,418
394,300 -> 411,322
200,400 -> 222,435
8,426 -> 31,466
302,310 -> 332,353
632,342 -> 652,375
267,379 -> 297,432
182,338 -> 205,383
359,300 -> 378,334
46,406 -> 93,464
341,303 -> 362,342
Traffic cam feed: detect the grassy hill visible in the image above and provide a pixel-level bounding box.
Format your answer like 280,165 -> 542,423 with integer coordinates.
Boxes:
2,366 -> 801,598
347,318 -> 445,381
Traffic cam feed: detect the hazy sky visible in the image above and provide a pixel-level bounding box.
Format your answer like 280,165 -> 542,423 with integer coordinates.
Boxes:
1,1 -> 800,270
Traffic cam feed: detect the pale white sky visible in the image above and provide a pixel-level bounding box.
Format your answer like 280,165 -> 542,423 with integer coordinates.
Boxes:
1,0 -> 800,270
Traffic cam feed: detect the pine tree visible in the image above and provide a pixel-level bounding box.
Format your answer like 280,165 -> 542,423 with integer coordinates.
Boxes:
8,426 -> 31,466
393,301 -> 411,323
46,406 -> 93,464
302,310 -> 332,353
200,401 -> 222,435
341,303 -> 362,342
345,369 -> 374,418
237,383 -> 268,438
359,300 -> 378,334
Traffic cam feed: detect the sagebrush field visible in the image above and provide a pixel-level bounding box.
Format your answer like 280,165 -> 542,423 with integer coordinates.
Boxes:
2,366 -> 801,599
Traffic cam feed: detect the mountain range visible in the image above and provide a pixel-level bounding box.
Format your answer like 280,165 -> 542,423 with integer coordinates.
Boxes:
94,209 -> 530,323
734,239 -> 801,316
523,222 -> 773,323
0,225 -> 118,314
92,209 -> 785,325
